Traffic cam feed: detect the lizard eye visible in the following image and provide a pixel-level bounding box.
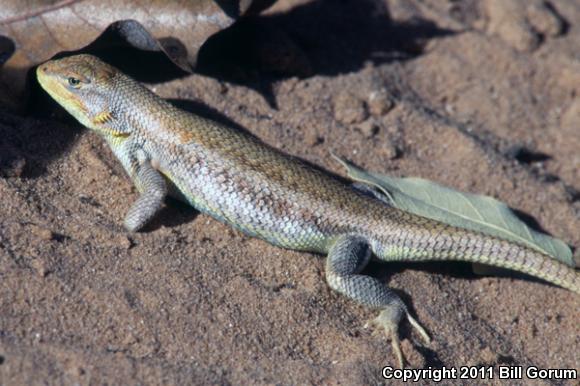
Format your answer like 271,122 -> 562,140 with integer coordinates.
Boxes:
67,77 -> 81,88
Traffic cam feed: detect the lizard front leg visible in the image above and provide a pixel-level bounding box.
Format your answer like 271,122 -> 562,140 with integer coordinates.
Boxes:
124,160 -> 167,232
325,235 -> 430,367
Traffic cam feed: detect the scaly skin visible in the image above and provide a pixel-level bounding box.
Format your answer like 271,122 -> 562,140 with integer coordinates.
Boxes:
37,54 -> 579,367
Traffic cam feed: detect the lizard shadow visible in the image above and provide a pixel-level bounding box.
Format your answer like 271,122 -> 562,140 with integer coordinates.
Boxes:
0,105 -> 79,179
196,0 -> 457,108
372,259 -> 566,296
139,197 -> 200,232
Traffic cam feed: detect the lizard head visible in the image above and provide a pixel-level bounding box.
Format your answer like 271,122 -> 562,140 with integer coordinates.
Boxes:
37,54 -> 129,138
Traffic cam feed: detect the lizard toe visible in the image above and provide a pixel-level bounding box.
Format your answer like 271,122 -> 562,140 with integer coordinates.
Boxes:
366,308 -> 430,368
367,309 -> 405,368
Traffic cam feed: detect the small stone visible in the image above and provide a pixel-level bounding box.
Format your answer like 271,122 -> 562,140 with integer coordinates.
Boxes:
479,346 -> 500,364
368,91 -> 394,116
333,91 -> 368,125
356,119 -> 380,138
484,0 -> 563,52
114,234 -> 132,250
560,99 -> 580,128
527,2 -> 564,38
29,224 -> 54,241
304,129 -> 325,147
30,258 -> 50,277
380,140 -> 401,160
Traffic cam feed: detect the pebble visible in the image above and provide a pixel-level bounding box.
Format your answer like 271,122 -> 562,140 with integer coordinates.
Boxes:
333,91 -> 368,124
356,119 -> 380,138
30,258 -> 50,277
29,224 -> 55,241
368,90 -> 394,116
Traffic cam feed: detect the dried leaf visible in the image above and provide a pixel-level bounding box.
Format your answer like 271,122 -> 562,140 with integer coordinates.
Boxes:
0,0 -> 272,108
334,156 -> 574,267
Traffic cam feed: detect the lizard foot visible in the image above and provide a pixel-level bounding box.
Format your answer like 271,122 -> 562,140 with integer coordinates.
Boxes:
365,308 -> 430,368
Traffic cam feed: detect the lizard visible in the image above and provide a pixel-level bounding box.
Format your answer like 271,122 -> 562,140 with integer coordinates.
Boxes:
36,54 -> 580,367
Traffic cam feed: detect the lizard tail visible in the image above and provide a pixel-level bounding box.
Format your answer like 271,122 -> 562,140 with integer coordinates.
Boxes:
371,222 -> 580,294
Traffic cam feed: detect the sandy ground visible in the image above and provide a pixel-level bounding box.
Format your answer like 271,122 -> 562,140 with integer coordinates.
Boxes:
1,0 -> 579,385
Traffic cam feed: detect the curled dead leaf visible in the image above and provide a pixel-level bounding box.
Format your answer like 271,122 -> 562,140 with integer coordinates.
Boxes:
0,0 -> 274,109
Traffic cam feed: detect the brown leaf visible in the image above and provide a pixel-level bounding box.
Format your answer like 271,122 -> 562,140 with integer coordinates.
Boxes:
0,0 -> 273,109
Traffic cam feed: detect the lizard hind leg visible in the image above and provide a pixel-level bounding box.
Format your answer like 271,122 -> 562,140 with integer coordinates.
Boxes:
325,234 -> 430,368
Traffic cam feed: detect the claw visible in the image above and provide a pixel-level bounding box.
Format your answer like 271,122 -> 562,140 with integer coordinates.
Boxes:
407,314 -> 430,344
390,331 -> 404,369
